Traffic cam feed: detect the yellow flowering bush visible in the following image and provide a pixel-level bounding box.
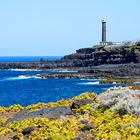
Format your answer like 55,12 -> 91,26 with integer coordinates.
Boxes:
0,127 -> 12,137
72,92 -> 97,102
0,104 -> 23,114
0,90 -> 140,139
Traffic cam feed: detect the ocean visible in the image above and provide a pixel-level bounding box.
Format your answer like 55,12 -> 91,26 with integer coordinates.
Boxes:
0,56 -> 62,62
0,56 -> 122,107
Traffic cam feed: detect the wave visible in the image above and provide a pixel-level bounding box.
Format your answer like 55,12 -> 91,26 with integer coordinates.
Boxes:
133,81 -> 140,84
9,69 -> 41,71
31,76 -> 42,79
61,70 -> 78,73
54,69 -> 78,73
7,75 -> 32,80
79,81 -> 100,85
1,75 -> 42,81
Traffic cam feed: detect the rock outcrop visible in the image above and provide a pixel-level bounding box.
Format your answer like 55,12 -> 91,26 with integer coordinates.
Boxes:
0,45 -> 139,69
6,106 -> 73,124
62,45 -> 140,67
0,45 -> 139,78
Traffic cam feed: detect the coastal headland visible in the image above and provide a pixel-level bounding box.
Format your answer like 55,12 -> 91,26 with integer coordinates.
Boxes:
0,44 -> 140,80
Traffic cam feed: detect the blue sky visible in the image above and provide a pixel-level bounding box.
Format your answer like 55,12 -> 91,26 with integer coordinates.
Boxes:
0,0 -> 139,56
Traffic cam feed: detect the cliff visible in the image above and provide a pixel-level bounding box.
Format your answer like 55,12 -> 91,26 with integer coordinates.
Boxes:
0,45 -> 139,69
62,45 -> 140,67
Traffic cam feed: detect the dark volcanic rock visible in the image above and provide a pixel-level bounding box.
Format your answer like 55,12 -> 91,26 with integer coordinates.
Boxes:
6,106 -> 73,124
0,45 -> 139,69
0,45 -> 140,78
22,127 -> 37,135
76,48 -> 95,54
71,99 -> 93,109
78,63 -> 140,78
63,45 -> 140,66
38,74 -> 95,79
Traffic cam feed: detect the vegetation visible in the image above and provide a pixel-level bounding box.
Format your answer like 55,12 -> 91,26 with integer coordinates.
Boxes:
0,88 -> 140,139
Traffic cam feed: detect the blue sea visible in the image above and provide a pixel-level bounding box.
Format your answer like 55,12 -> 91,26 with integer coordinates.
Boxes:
0,56 -> 62,62
0,56 -> 122,107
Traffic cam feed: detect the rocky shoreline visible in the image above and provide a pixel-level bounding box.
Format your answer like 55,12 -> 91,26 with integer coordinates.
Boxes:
0,62 -> 140,79
37,73 -> 96,79
0,45 -> 140,79
35,73 -> 140,85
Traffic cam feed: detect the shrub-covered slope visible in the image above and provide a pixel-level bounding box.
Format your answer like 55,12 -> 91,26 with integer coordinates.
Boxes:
0,88 -> 140,139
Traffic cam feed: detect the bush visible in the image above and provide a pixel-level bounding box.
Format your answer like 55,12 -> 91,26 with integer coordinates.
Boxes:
99,88 -> 140,116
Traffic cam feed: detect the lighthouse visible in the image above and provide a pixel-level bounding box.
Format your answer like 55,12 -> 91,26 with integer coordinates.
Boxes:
101,18 -> 106,45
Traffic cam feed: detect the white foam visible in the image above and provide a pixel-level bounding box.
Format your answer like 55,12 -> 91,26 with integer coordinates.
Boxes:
3,75 -> 42,81
7,75 -> 32,80
19,75 -> 33,79
86,82 -> 100,85
9,69 -> 27,71
31,76 -> 42,79
62,70 -> 78,73
79,81 -> 100,85
54,69 -> 78,73
9,69 -> 41,71
133,82 -> 140,84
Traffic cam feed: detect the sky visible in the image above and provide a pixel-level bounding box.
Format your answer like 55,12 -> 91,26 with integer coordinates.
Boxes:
0,0 -> 139,56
